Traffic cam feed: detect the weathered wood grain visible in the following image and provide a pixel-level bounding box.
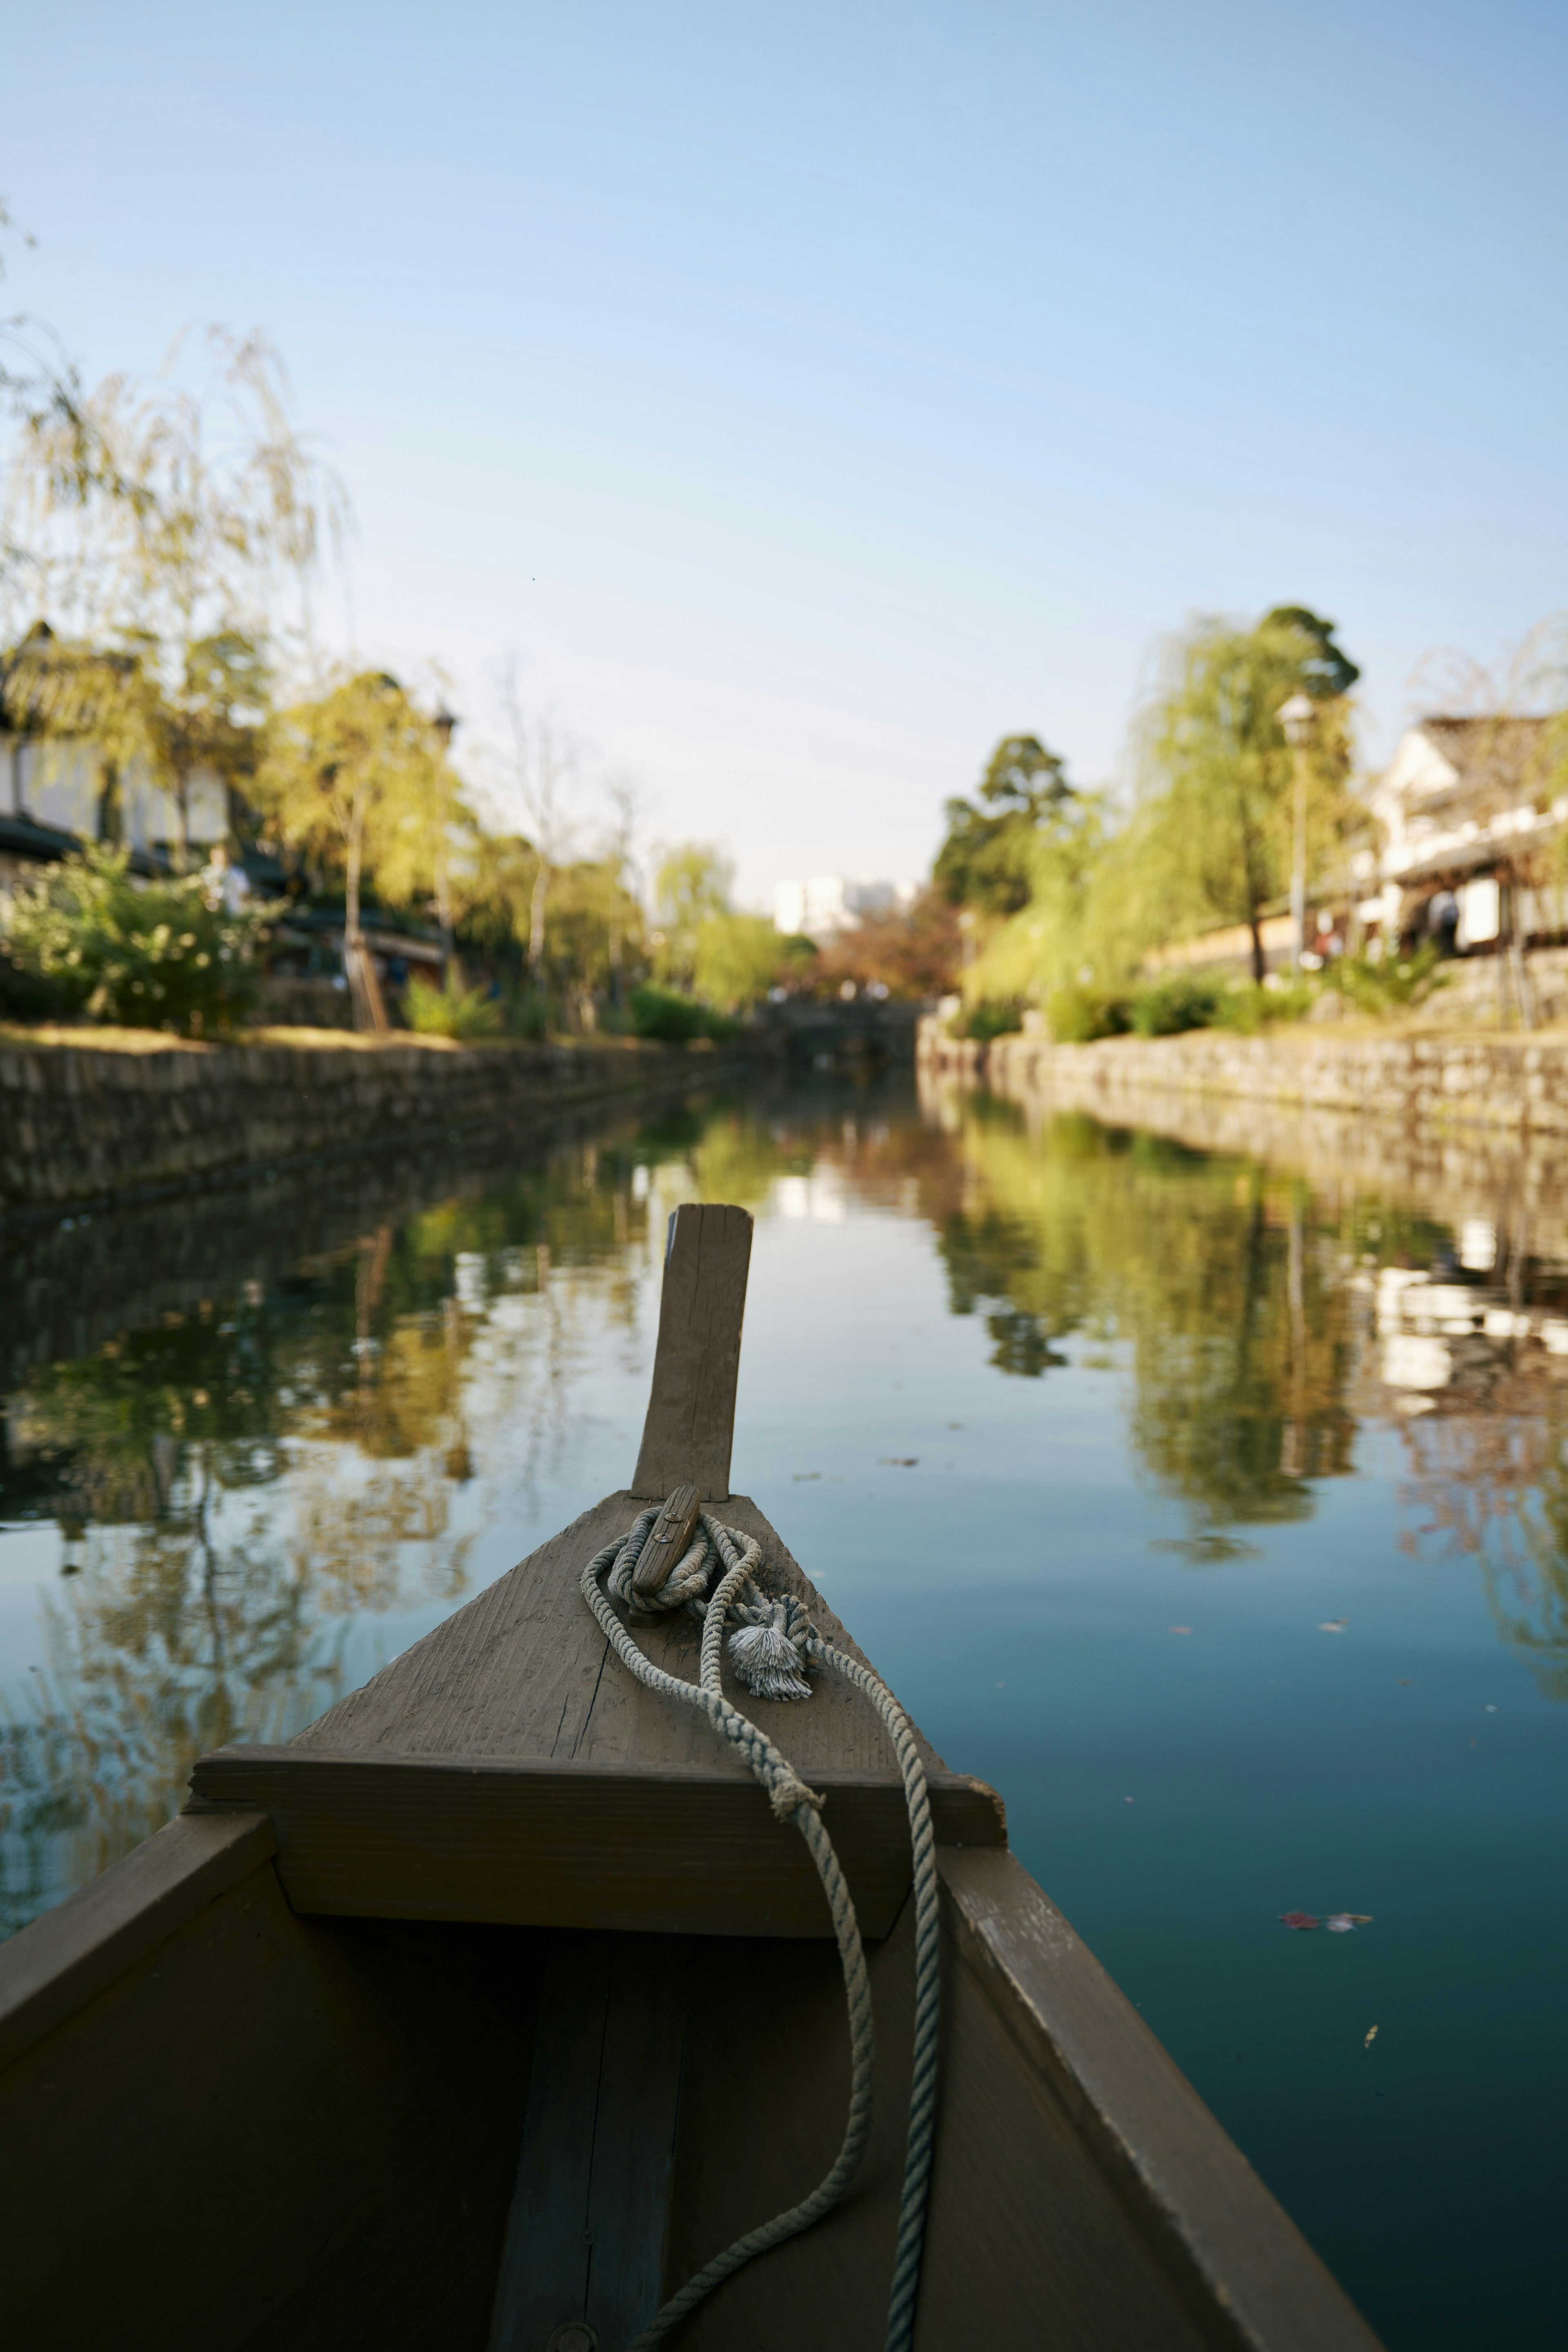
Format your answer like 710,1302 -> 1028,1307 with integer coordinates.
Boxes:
0,1807 -> 274,2074
287,1490 -> 946,1786
632,1202 -> 753,1500
186,1747 -> 1004,1939
489,1933 -> 613,2350
634,1480 -> 702,1596
584,1935 -> 687,2342
490,1932 -> 687,2350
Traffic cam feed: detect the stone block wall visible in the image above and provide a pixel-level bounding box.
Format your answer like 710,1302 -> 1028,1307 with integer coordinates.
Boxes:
918,1017 -> 1568,1142
0,1031 -> 731,1214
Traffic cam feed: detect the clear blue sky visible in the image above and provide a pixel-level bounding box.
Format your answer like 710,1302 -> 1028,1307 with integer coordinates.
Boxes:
5,0 -> 1565,904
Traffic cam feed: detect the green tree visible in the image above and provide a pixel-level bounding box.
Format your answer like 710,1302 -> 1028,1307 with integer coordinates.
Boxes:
5,329 -> 344,865
935,735 -> 1074,915
1135,607 -> 1360,982
254,671 -> 450,1031
651,843 -> 734,989
693,911 -> 782,1009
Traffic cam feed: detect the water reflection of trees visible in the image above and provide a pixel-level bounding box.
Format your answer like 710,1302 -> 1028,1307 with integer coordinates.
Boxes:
0,1117 -> 690,1933
11,1076 -> 1568,1937
900,1104 -> 1359,1553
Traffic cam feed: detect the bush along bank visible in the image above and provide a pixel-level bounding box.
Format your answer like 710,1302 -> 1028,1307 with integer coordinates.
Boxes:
0,1028 -> 762,1217
946,943 -> 1450,1051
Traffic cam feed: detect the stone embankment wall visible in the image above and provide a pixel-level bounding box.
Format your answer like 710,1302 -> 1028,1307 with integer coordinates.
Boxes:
0,1029 -> 742,1216
920,1019 -> 1568,1140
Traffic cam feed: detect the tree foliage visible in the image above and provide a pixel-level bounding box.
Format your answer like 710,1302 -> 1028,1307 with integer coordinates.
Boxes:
650,843 -> 735,988
254,671 -> 454,952
1133,607 -> 1359,979
935,735 -> 1075,915
4,330 -> 345,863
0,844 -> 266,1031
811,888 -> 961,998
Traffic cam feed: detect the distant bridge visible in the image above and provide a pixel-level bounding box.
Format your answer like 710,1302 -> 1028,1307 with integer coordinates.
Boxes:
753,996 -> 931,1069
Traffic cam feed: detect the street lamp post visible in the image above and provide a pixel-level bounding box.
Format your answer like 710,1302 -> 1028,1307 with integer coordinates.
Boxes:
431,707 -> 459,977
1277,692 -> 1316,972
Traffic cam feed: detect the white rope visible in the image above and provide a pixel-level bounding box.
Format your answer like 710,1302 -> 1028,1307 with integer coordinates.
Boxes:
578,1503 -> 940,2352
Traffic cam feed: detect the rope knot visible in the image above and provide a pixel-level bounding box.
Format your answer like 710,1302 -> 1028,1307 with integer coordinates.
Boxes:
766,1765 -> 825,1822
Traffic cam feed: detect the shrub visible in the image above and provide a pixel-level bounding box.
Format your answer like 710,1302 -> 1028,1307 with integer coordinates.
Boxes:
951,997 -> 1025,1043
1046,983 -> 1130,1043
629,983 -> 737,1043
1127,972 -> 1227,1036
500,985 -> 549,1040
1210,977 -> 1317,1033
1326,942 -> 1447,1013
0,846 -> 265,1033
404,971 -> 502,1039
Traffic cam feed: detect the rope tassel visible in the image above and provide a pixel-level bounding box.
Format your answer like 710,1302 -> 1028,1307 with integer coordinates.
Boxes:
729,1607 -> 813,1700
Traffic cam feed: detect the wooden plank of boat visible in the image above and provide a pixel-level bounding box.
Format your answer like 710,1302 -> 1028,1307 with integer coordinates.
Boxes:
183,1746 -> 1006,1938
0,1198 -> 1385,2351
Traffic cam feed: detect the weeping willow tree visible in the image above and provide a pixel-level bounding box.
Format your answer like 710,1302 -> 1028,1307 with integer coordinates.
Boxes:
963,611 -> 1362,1007
1131,606 -> 1360,982
254,671 -> 460,1031
3,327 -> 346,861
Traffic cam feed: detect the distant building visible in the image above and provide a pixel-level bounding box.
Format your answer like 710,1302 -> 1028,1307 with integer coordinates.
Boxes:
1,628 -> 230,889
1365,717 -> 1564,946
773,875 -> 917,943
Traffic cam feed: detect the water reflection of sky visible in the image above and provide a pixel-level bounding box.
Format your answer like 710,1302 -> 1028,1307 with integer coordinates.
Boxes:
2,1077 -> 1564,2352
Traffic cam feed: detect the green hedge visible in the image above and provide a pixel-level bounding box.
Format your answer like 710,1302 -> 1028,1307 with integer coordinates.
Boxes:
0,846 -> 265,1034
629,984 -> 737,1043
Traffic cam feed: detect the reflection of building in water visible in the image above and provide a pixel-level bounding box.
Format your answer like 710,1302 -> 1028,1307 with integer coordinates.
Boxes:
1363,1255 -> 1568,1702
1365,1262 -> 1568,1414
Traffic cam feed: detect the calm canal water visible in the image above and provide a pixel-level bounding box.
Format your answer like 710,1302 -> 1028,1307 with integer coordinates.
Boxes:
2,1074 -> 1564,2348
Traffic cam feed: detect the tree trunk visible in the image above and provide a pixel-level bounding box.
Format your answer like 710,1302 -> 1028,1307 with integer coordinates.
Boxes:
528,860 -> 550,978
96,761 -> 123,846
436,857 -> 462,991
1250,912 -> 1265,985
344,817 -> 389,1034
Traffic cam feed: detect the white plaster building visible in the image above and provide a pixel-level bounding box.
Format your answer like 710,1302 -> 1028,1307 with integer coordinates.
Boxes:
1366,717 -> 1565,942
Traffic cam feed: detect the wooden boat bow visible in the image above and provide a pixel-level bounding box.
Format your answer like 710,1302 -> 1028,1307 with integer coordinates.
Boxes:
0,1199 -> 1386,2352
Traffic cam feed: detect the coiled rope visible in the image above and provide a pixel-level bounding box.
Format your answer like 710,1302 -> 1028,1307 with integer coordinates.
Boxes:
579,1504 -> 939,2352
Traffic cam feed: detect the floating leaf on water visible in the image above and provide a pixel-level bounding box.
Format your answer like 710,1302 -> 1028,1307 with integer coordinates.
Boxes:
1365,2025 -> 1379,2048
1319,1619 -> 1348,1633
879,1457 -> 919,1467
1325,1913 -> 1374,1933
1280,1911 -> 1319,1931
1152,1533 -> 1262,1563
